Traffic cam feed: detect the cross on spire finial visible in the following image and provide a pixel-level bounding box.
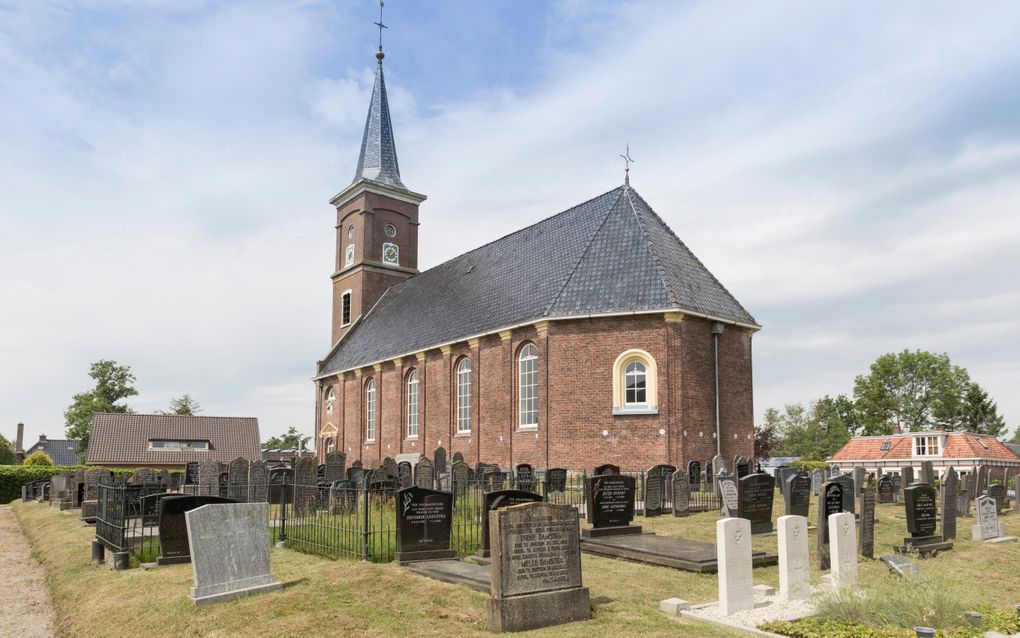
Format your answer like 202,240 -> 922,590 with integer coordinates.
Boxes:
374,0 -> 388,62
620,143 -> 635,185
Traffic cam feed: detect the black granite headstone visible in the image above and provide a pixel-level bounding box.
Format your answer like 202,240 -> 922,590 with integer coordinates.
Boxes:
585,474 -> 640,537
904,483 -> 938,537
477,489 -> 543,557
818,480 -> 844,569
434,447 -> 447,475
877,475 -> 895,504
394,486 -> 455,563
738,473 -> 776,534
594,464 -> 620,476
546,468 -> 567,494
156,495 -> 236,565
515,464 -> 534,492
688,461 -> 701,489
785,471 -> 811,518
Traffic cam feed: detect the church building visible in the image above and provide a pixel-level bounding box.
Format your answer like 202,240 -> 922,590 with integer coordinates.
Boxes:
313,42 -> 760,472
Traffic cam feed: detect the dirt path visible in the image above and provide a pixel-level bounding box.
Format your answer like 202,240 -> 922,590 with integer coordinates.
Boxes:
0,505 -> 56,638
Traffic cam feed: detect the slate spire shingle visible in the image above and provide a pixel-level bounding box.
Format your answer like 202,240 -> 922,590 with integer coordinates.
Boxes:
352,56 -> 404,189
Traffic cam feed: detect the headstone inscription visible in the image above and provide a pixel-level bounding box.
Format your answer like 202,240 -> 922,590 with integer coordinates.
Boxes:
777,515 -> 810,602
832,474 -> 855,514
817,481 -> 844,570
829,512 -> 858,589
897,483 -> 952,555
414,457 -> 435,490
394,486 -> 455,563
972,495 -> 1003,541
737,473 -> 775,535
584,474 -> 640,537
545,468 -> 568,495
185,503 -> 281,604
877,475 -> 895,504
478,490 -> 544,557
185,462 -> 199,485
487,502 -> 590,633
248,461 -> 269,503
671,470 -> 690,518
717,471 -> 739,517
987,484 -> 1006,514
594,464 -> 619,476
198,460 -> 220,497
785,471 -> 811,518
228,458 -> 249,503
644,466 -> 667,517
156,495 -> 237,565
717,517 -> 754,616
514,464 -> 534,492
859,484 -> 876,559
941,467 -> 957,541
811,469 -> 824,496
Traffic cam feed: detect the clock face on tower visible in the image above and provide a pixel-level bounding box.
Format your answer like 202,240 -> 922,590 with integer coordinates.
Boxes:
382,242 -> 399,266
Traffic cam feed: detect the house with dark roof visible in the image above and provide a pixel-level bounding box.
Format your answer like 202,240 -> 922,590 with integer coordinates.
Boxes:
312,42 -> 759,471
85,413 -> 262,470
830,431 -> 1020,482
24,434 -> 79,467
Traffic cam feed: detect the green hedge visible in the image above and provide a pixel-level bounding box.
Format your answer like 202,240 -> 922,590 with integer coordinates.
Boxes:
789,460 -> 829,472
0,465 -> 160,504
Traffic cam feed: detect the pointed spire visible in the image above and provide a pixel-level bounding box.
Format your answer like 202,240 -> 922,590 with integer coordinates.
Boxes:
352,1 -> 403,189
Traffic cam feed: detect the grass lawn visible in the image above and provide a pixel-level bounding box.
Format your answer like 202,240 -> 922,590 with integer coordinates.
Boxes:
12,491 -> 1020,637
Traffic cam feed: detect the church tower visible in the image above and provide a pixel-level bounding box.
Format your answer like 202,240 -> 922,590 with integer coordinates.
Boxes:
329,36 -> 426,346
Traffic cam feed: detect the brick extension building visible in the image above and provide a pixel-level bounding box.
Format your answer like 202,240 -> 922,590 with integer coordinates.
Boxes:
312,46 -> 760,471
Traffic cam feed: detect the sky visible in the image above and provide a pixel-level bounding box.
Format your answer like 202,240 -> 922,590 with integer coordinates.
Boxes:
1,0 -> 1019,448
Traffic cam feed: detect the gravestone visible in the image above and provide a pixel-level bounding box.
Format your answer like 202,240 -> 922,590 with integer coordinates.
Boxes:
323,452 -> 346,484
671,470 -> 690,518
584,474 -> 640,537
434,447 -> 447,476
891,474 -> 902,502
594,464 -> 620,476
218,472 -> 229,499
383,457 -> 398,481
450,460 -> 470,494
829,512 -> 857,589
132,467 -> 157,484
157,495 -> 236,565
452,451 -> 464,464
478,490 -> 544,557
688,461 -> 701,490
185,503 -> 281,604
711,454 -> 727,496
941,467 -> 957,541
185,462 -> 200,485
817,481 -> 844,569
859,484 -> 876,559
248,461 -> 268,503
832,474 -> 855,514
294,457 -> 317,516
394,486 -> 455,563
919,461 -> 934,486
228,458 -> 249,503
777,467 -> 795,500
705,460 -> 714,487
853,467 -> 865,495
811,469 -> 824,496
785,471 -> 811,518
198,461 -> 220,497
397,461 -> 413,489
737,473 -> 775,535
972,495 -> 1004,541
717,472 -> 739,517
901,467 -> 914,496
159,470 -> 171,485
487,502 -> 589,633
735,458 -> 751,479
545,468 -> 567,495
958,475 -> 972,518
877,475 -> 895,504
414,457 -> 435,489
777,515 -> 810,602
717,517 -> 754,616
514,464 -> 534,492
898,483 -> 952,555
644,466 -> 667,517
988,484 -> 1006,514
880,554 -> 922,578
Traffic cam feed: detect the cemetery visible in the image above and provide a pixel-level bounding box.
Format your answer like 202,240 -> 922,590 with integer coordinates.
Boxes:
4,457 -> 1020,637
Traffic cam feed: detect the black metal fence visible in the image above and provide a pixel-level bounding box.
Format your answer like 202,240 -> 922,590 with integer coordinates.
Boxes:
94,478 -> 171,564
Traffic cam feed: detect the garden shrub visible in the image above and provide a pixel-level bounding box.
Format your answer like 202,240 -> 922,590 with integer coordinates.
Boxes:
0,465 -> 147,503
23,450 -> 53,466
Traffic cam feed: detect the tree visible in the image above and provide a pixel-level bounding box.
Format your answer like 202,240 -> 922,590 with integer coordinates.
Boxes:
754,410 -> 781,460
1008,426 -> 1020,445
770,397 -> 855,461
159,394 -> 202,416
853,350 -> 971,435
65,360 -> 138,462
23,450 -> 53,466
0,435 -> 17,465
960,383 -> 1007,437
262,426 -> 310,450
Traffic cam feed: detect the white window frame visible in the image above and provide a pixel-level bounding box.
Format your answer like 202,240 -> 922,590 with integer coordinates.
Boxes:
624,361 -> 648,406
914,435 -> 940,457
611,349 -> 658,415
325,387 -> 336,414
341,290 -> 352,326
456,358 -> 472,434
406,369 -> 419,439
345,244 -> 355,268
518,343 -> 538,429
326,437 -> 335,453
365,379 -> 376,442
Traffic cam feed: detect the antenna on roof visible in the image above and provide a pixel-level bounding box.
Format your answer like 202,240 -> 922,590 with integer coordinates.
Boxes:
620,143 -> 635,186
374,0 -> 388,62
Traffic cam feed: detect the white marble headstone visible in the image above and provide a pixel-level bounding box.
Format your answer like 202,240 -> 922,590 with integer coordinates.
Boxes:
972,495 -> 1002,541
777,515 -> 810,601
828,512 -> 857,589
185,503 -> 281,605
717,517 -> 754,615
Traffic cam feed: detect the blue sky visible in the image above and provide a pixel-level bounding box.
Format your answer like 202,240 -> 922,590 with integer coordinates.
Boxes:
1,0 -> 1019,446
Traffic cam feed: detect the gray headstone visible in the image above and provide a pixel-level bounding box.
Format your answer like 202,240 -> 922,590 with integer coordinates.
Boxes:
901,467 -> 914,495
397,461 -> 413,489
717,472 -> 739,517
975,495 -> 1000,540
198,460 -> 221,497
987,484 -> 1006,514
185,503 -> 281,604
487,502 -> 590,633
434,447 -> 447,475
450,460 -> 470,494
784,471 -> 811,518
323,452 -> 346,484
248,461 -> 268,503
672,470 -> 690,518
859,484 -> 876,559
941,467 -> 957,540
919,461 -> 934,487
880,554 -> 921,578
414,457 -> 435,490
876,475 -> 894,504
958,474 -> 972,518
737,472 -> 775,534
383,457 -> 398,480
810,469 -> 823,496
228,458 -> 249,503
294,457 -> 317,517
853,467 -> 865,495
832,474 -> 855,514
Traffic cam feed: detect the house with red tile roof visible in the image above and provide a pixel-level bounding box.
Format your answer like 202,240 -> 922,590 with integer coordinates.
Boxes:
830,430 -> 1020,482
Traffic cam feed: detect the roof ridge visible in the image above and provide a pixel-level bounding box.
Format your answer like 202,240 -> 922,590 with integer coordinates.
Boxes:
627,188 -> 758,326
542,187 -> 628,316
94,413 -> 257,421
623,187 -> 680,307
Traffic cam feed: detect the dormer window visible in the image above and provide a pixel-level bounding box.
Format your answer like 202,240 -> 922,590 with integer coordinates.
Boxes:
149,440 -> 209,451
914,435 -> 940,457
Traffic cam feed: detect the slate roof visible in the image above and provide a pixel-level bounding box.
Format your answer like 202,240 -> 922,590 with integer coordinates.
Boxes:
318,184 -> 758,377
85,413 -> 262,465
351,60 -> 404,189
831,432 -> 1020,463
25,438 -> 79,467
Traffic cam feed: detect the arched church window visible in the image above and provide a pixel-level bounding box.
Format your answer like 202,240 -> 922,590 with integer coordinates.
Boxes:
518,343 -> 538,428
456,358 -> 471,433
406,369 -> 419,438
325,387 -> 335,414
611,349 -> 658,415
365,378 -> 376,441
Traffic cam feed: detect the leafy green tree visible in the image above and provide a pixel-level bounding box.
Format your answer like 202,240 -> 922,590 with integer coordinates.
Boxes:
159,394 -> 202,416
754,414 -> 780,461
64,360 -> 138,462
23,450 -> 53,466
771,397 -> 855,461
0,435 -> 17,465
262,426 -> 310,450
1008,426 -> 1020,445
960,383 -> 1007,437
853,350 -> 970,435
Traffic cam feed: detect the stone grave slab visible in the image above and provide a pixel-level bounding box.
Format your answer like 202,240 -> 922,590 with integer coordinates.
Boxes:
880,554 -> 921,578
672,470 -> 690,518
877,475 -> 894,504
973,495 -> 1006,541
580,532 -> 778,573
406,559 -> 489,593
941,467 -> 957,541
